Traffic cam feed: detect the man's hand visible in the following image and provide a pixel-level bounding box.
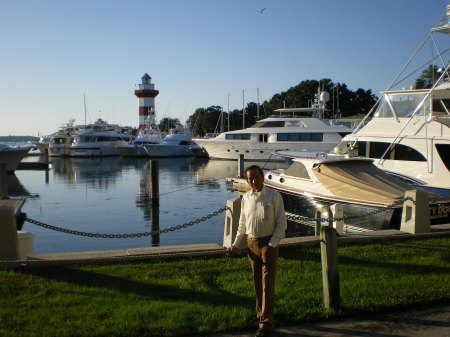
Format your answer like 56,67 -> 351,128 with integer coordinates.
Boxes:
226,245 -> 239,256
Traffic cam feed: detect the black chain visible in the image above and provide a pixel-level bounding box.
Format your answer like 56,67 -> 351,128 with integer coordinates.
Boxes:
25,207 -> 229,238
286,197 -> 416,223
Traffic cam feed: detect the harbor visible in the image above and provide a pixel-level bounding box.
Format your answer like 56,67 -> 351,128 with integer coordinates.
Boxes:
1,3 -> 450,337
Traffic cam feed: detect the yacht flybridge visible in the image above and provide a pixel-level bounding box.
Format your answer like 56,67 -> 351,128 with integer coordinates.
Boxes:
332,6 -> 450,195
276,5 -> 450,195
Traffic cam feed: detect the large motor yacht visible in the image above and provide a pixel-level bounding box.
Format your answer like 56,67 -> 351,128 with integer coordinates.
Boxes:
331,7 -> 450,196
71,119 -> 135,157
194,93 -> 354,161
276,5 -> 450,196
48,119 -> 82,157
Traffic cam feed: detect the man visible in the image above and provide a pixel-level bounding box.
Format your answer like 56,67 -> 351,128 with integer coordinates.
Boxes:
226,165 -> 287,337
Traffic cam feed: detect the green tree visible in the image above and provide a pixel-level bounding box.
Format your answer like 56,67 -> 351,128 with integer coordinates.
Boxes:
415,65 -> 442,89
158,117 -> 180,133
187,78 -> 378,134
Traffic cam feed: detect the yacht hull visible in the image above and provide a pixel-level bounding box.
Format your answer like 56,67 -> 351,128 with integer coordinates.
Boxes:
0,146 -> 31,173
195,140 -> 335,161
71,146 -> 121,157
49,145 -> 72,157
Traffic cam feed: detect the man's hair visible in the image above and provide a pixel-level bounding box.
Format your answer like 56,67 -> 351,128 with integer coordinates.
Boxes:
245,165 -> 264,177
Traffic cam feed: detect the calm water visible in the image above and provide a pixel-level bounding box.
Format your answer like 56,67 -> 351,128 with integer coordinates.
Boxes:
13,156 -> 287,254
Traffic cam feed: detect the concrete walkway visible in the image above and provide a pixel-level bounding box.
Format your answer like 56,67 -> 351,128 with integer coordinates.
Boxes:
203,304 -> 450,337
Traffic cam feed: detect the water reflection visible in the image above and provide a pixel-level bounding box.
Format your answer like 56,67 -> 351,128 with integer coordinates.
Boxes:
6,174 -> 38,198
51,156 -> 123,188
17,156 -> 289,254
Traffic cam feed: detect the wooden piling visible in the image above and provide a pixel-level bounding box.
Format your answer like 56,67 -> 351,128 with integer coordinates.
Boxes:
150,160 -> 160,246
238,154 -> 245,178
315,207 -> 333,236
150,160 -> 159,204
320,226 -> 340,310
0,164 -> 7,199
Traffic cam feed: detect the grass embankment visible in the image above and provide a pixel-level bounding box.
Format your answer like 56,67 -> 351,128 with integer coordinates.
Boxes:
1,236 -> 450,337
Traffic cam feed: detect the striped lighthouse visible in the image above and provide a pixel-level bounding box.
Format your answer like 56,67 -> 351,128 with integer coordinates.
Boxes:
134,73 -> 159,128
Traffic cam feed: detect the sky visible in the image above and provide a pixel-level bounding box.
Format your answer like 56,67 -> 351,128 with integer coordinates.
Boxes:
1,0 -> 448,136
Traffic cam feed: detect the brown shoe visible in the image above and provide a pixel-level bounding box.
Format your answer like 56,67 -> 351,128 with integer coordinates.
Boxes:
255,328 -> 272,337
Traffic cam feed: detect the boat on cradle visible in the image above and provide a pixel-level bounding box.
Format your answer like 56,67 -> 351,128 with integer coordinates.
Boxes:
193,90 -> 355,161
0,144 -> 33,173
331,7 -> 450,196
71,119 -> 136,157
48,119 -> 83,157
264,155 -> 450,235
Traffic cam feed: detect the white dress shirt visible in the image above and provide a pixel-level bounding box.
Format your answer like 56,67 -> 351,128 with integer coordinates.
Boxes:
233,185 -> 287,249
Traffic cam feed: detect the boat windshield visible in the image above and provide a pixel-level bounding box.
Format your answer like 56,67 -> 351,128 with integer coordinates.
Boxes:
374,92 -> 430,118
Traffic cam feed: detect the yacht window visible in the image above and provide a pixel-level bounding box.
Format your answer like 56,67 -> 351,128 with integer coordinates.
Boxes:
393,144 -> 426,161
250,121 -> 285,128
179,141 -> 190,145
432,99 -> 450,115
285,162 -> 310,179
435,144 -> 450,171
368,141 -> 426,161
369,142 -> 392,159
338,132 -> 351,138
77,135 -> 92,142
97,136 -> 118,142
375,93 -> 428,118
259,134 -> 268,143
277,133 -> 323,142
356,141 -> 367,156
225,133 -> 251,140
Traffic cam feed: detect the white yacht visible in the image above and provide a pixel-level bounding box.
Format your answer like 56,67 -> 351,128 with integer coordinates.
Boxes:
118,117 -> 163,157
265,156 -> 450,234
48,119 -> 82,157
162,124 -> 206,157
35,134 -> 52,155
0,144 -> 33,173
71,119 -> 135,157
329,6 -> 450,196
194,98 -> 354,161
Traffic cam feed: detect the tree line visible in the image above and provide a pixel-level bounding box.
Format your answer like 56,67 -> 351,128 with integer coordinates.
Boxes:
183,64 -> 447,137
185,78 -> 378,137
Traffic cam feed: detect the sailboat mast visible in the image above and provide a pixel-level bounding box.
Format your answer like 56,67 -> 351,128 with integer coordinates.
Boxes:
83,93 -> 87,126
242,89 -> 245,129
257,88 -> 260,120
227,93 -> 230,132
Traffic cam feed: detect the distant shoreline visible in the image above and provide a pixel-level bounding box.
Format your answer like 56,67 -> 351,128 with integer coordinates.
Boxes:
0,136 -> 39,142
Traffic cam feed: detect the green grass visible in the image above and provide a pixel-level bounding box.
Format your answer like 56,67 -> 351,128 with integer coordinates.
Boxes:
1,236 -> 450,337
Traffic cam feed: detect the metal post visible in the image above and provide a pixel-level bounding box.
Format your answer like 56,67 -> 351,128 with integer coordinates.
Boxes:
320,226 -> 340,310
0,164 -> 7,199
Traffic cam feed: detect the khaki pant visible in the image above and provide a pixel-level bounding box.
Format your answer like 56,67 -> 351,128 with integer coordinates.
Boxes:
247,236 -> 279,330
